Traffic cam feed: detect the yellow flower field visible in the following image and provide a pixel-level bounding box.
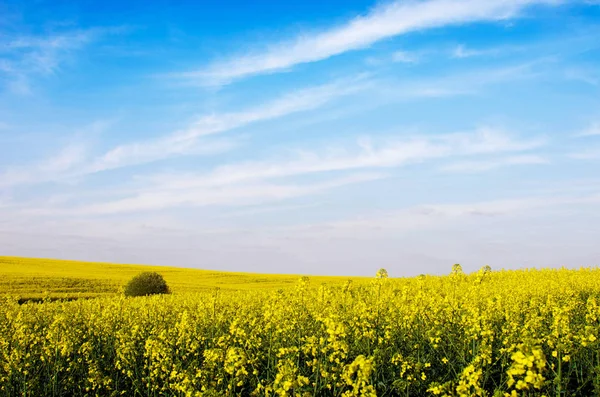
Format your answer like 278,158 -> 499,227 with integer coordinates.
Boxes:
1,259 -> 600,396
0,256 -> 369,300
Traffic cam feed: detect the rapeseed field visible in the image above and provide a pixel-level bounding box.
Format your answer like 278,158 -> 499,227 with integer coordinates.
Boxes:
1,262 -> 600,396
0,256 -> 369,300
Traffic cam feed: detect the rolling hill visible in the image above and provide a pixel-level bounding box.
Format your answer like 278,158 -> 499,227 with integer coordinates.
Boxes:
0,256 -> 368,300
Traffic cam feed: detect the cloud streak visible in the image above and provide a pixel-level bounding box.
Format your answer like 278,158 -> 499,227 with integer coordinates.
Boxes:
575,122 -> 600,137
186,0 -> 567,85
451,44 -> 508,59
0,143 -> 88,188
150,127 -> 544,189
0,60 -> 545,188
283,193 -> 600,242
44,127 -> 545,214
83,76 -> 371,173
0,76 -> 370,188
56,173 -> 387,215
440,155 -> 548,173
569,149 -> 600,160
0,26 -> 125,93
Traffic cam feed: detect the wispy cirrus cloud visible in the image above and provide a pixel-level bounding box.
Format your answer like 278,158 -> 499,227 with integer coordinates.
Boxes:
0,60 -> 546,189
391,50 -> 420,64
569,121 -> 600,159
0,133 -> 236,188
425,27 -> 600,65
386,60 -> 546,98
568,148 -> 600,160
0,142 -> 89,188
0,76 -> 370,187
87,76 -> 371,173
565,67 -> 599,86
450,44 -> 508,59
0,26 -> 126,93
44,126 -> 544,215
440,154 -> 548,173
87,136 -> 238,174
2,31 -> 95,72
181,0 -> 568,86
574,122 -> 600,137
46,173 -> 387,215
284,193 -> 600,243
0,120 -> 110,187
147,127 -> 544,189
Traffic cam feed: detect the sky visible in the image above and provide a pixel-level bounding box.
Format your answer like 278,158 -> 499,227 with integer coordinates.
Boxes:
0,0 -> 599,276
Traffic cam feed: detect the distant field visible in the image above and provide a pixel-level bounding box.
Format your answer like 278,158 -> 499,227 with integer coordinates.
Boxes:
0,256 -> 368,299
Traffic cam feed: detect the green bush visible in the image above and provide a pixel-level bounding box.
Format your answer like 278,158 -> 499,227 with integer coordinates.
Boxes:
123,272 -> 170,297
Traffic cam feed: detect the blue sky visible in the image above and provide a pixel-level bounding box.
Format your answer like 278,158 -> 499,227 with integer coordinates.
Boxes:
0,0 -> 599,276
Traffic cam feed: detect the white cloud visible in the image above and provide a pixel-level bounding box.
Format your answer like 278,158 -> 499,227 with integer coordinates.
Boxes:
1,31 -> 95,73
392,50 -> 419,63
87,76 -> 370,173
0,58 -> 550,199
440,155 -> 548,173
41,127 -> 544,214
87,61 -> 546,175
451,44 -> 503,59
185,0 -> 567,85
139,127 -> 543,190
0,143 -> 88,187
568,148 -> 600,160
285,193 -> 600,241
291,199 -> 544,237
574,122 -> 600,137
0,121 -> 111,187
0,76 -> 368,186
564,67 -> 599,86
0,27 -> 125,93
87,136 -> 237,174
43,144 -> 88,173
66,173 -> 386,215
0,135 -> 235,187
380,60 -> 549,100
2,61 -> 543,186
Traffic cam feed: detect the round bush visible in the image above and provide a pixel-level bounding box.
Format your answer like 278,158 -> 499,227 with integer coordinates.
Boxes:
124,272 -> 170,297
